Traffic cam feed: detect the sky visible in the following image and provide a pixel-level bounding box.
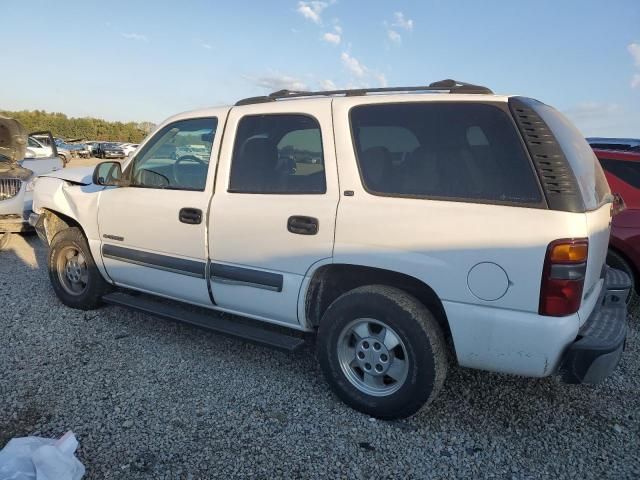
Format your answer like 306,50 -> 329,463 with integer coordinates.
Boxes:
1,0 -> 639,136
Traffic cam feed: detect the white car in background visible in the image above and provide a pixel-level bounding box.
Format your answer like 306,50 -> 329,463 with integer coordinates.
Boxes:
120,143 -> 140,157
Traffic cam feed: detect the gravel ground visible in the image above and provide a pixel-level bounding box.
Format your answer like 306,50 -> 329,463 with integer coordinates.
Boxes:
1,232 -> 639,479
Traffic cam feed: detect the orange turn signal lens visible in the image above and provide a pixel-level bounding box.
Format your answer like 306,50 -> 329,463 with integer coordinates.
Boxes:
549,240 -> 588,263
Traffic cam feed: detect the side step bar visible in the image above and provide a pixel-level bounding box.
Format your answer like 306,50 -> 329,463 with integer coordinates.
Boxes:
102,292 -> 306,352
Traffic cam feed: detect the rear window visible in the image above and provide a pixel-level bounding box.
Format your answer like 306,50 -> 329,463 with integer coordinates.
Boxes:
599,158 -> 640,189
349,103 -> 542,205
531,102 -> 611,210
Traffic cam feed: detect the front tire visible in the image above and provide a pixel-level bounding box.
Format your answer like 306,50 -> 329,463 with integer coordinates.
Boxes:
317,285 -> 448,419
48,227 -> 111,310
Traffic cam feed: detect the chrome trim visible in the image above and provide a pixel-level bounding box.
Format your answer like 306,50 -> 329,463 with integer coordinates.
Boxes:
0,178 -> 22,201
211,276 -> 281,292
103,253 -> 205,278
102,244 -> 206,279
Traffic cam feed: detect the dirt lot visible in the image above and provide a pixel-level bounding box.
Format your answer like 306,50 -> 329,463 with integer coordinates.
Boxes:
0,158 -> 639,478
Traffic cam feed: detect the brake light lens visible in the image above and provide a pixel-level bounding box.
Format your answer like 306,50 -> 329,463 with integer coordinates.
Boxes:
539,239 -> 588,317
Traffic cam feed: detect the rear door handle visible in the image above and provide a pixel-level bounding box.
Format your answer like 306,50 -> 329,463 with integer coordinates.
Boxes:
287,216 -> 319,235
179,208 -> 202,225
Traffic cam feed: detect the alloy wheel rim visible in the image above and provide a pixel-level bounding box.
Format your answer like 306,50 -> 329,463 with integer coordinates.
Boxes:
56,246 -> 89,296
337,318 -> 409,397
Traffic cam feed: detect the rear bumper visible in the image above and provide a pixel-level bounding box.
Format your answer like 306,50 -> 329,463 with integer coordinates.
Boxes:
558,267 -> 629,384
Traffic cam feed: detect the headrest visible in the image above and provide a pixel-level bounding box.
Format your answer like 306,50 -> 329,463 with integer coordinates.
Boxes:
360,147 -> 390,182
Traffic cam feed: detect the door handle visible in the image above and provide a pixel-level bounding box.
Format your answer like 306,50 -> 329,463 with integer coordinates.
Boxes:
179,208 -> 202,225
287,216 -> 319,235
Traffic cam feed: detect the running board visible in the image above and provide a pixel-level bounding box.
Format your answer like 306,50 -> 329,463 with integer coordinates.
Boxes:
102,292 -> 306,352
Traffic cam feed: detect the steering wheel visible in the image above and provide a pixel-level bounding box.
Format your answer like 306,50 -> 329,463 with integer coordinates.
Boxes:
173,155 -> 207,187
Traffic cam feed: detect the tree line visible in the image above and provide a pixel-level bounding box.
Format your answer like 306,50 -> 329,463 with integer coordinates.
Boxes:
0,109 -> 155,143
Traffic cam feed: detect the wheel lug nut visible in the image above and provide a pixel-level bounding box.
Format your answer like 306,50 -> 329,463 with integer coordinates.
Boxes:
375,364 -> 383,372
362,341 -> 369,349
373,342 -> 381,350
380,354 -> 388,362
357,352 -> 365,360
364,363 -> 371,370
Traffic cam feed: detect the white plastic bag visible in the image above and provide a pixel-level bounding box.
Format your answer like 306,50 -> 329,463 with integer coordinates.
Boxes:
0,431 -> 85,480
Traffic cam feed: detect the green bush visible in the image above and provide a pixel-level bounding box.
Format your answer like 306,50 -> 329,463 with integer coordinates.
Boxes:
0,109 -> 154,143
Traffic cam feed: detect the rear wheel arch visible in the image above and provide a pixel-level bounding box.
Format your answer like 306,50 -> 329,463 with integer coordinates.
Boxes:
305,263 -> 451,339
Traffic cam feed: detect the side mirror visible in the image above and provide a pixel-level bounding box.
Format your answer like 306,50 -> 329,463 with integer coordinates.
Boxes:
93,161 -> 124,186
24,149 -> 36,159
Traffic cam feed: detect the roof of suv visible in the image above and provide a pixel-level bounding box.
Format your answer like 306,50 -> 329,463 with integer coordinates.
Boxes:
169,80 -> 513,123
234,79 -> 495,106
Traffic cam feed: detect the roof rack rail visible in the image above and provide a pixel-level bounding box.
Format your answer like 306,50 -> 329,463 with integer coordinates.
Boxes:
235,79 -> 493,106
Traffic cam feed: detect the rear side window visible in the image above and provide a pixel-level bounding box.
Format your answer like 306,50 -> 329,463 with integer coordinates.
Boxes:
531,102 -> 611,210
600,158 -> 640,189
350,103 -> 542,204
229,114 -> 326,194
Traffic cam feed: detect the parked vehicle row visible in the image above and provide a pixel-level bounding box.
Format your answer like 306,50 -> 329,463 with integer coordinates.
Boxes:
94,142 -> 126,159
29,80 -> 629,419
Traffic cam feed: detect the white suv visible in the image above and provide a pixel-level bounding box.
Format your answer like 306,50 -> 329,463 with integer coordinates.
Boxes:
30,80 -> 629,419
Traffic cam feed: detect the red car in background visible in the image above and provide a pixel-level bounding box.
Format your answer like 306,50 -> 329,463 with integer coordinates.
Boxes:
594,148 -> 640,302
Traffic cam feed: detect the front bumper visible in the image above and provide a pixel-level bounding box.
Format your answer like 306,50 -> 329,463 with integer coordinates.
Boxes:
0,212 -> 31,233
558,267 -> 629,384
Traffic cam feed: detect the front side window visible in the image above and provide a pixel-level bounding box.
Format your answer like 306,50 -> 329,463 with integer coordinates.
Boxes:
350,103 -> 542,204
129,117 -> 217,191
229,114 -> 326,194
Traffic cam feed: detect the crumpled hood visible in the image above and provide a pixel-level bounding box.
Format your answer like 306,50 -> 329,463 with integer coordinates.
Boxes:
0,116 -> 27,164
0,162 -> 33,181
40,166 -> 94,185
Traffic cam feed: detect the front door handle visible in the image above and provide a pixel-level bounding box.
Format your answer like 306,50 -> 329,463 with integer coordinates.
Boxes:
287,216 -> 319,235
179,208 -> 202,225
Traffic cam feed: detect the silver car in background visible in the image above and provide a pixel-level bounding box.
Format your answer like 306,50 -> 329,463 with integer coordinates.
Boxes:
0,118 -> 63,249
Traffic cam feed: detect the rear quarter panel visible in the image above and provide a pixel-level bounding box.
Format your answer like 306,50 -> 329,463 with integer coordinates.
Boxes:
331,96 -> 590,314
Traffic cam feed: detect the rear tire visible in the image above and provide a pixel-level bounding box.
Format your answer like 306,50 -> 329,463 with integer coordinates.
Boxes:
48,227 -> 111,310
0,232 -> 12,250
317,285 -> 448,419
606,248 -> 638,308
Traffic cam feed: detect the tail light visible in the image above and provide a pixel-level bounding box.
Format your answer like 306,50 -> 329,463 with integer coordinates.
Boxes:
539,239 -> 588,317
